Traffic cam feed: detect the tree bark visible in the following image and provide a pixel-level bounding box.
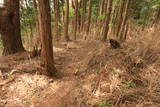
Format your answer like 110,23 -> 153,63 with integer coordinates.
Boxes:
0,0 -> 24,55
99,0 -> 105,15
33,0 -> 41,49
86,0 -> 92,35
104,0 -> 108,14
81,0 -> 86,31
119,0 -> 129,41
115,0 -> 125,38
111,0 -> 120,35
54,0 -> 59,41
73,0 -> 78,40
122,23 -> 128,42
101,0 -> 113,41
37,0 -> 56,76
77,1 -> 81,32
64,0 -> 70,41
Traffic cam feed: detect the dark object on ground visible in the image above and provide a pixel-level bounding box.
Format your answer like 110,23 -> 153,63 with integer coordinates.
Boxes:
32,48 -> 41,57
109,39 -> 121,49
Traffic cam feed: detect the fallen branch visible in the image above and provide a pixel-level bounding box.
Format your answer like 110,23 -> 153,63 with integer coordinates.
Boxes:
0,76 -> 15,86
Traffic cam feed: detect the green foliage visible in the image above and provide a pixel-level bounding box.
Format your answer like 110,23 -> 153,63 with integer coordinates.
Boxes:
151,0 -> 160,9
69,8 -> 75,18
79,8 -> 83,16
96,101 -> 112,107
122,80 -> 136,88
129,0 -> 160,25
91,0 -> 99,20
20,1 -> 36,33
98,14 -> 106,20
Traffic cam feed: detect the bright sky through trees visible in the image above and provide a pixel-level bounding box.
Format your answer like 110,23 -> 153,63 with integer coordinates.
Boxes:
0,0 -> 3,3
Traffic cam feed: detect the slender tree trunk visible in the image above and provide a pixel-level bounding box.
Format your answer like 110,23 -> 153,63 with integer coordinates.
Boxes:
116,0 -> 125,38
122,23 -> 128,42
64,0 -> 70,41
99,0 -> 105,15
77,2 -> 81,32
86,0 -> 92,35
104,0 -> 108,14
54,0 -> 59,41
81,0 -> 86,31
62,0 -> 65,25
37,0 -> 56,76
119,0 -> 129,41
33,0 -> 41,49
111,0 -> 120,35
0,0 -> 24,55
101,0 -> 113,41
73,0 -> 78,40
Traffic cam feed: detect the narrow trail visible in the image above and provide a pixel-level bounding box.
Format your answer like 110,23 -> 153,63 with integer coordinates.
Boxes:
0,40 -> 104,107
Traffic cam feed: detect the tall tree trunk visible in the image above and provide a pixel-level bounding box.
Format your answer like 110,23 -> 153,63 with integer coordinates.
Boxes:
122,23 -> 128,42
77,2 -> 81,32
61,0 -> 65,25
104,0 -> 108,14
99,0 -> 105,15
33,0 -> 41,49
73,0 -> 78,40
54,0 -> 59,41
111,0 -> 120,35
86,0 -> 92,35
119,0 -> 129,41
0,0 -> 24,55
37,0 -> 56,76
81,0 -> 86,31
115,0 -> 125,38
101,0 -> 113,41
64,0 -> 70,41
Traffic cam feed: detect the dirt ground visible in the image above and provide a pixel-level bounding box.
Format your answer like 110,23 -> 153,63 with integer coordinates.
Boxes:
0,40 -> 160,107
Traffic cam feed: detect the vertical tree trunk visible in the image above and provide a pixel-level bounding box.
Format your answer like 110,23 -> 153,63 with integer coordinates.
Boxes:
0,0 -> 24,55
119,0 -> 129,41
77,2 -> 81,32
81,0 -> 86,31
115,0 -> 125,38
64,0 -> 70,41
122,23 -> 128,42
101,0 -> 113,41
54,0 -> 59,41
86,0 -> 92,35
33,0 -> 41,49
104,0 -> 108,14
73,0 -> 78,40
111,0 -> 120,35
37,0 -> 56,76
99,0 -> 105,15
61,0 -> 65,25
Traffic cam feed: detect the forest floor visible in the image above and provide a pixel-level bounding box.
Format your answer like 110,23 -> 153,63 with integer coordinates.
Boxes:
0,39 -> 160,107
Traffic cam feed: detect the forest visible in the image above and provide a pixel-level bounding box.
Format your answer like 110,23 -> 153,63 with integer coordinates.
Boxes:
0,0 -> 160,106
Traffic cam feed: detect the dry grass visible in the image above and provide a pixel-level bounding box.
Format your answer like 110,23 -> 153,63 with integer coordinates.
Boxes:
1,25 -> 160,107
71,25 -> 160,106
